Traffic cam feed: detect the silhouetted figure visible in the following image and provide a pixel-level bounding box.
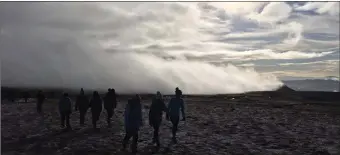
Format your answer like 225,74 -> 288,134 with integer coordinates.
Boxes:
59,93 -> 72,130
8,91 -> 16,102
36,91 -> 46,114
50,92 -> 55,99
122,94 -> 143,154
175,87 -> 182,96
149,91 -> 167,147
75,88 -> 90,126
167,89 -> 185,144
23,92 -> 30,103
104,88 -> 117,127
90,91 -> 102,129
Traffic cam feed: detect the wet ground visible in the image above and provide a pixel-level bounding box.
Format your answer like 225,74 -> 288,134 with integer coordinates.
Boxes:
1,96 -> 340,155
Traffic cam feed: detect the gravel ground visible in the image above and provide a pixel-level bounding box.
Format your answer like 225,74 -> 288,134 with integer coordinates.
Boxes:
1,97 -> 340,155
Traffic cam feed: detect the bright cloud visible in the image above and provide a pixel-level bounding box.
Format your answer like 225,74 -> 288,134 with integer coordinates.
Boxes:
295,2 -> 339,16
0,2 -> 339,94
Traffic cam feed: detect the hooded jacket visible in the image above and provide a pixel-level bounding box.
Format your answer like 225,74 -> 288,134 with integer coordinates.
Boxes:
75,95 -> 89,111
104,92 -> 117,109
149,97 -> 167,123
124,98 -> 143,131
59,97 -> 72,113
168,97 -> 185,118
90,97 -> 102,113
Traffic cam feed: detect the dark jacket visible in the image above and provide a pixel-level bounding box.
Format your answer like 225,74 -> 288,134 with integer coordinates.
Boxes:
124,98 -> 143,131
104,92 -> 117,110
90,97 -> 102,113
36,93 -> 45,103
149,97 -> 167,123
168,97 -> 185,118
59,97 -> 72,113
75,95 -> 89,111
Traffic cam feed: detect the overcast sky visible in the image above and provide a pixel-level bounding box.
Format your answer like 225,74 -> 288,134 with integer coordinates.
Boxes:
0,2 -> 339,93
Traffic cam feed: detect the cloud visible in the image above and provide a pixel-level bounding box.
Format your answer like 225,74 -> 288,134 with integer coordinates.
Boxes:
1,2 -> 338,93
268,69 -> 339,79
263,59 -> 340,79
0,2 -> 285,94
279,59 -> 339,66
250,2 -> 293,24
295,2 -> 339,16
220,50 -> 333,60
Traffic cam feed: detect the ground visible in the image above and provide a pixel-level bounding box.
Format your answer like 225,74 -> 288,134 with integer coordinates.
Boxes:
1,95 -> 340,155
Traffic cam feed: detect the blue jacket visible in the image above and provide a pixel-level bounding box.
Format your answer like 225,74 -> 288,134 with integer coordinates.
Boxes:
168,97 -> 185,118
124,99 -> 143,131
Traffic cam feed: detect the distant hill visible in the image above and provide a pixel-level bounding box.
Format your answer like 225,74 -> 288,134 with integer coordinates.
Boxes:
283,79 -> 340,92
275,85 -> 295,92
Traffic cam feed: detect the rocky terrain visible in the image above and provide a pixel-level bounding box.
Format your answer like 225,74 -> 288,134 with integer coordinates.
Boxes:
1,93 -> 340,155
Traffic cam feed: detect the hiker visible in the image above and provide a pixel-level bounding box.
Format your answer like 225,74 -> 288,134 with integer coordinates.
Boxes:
75,88 -> 90,126
23,91 -> 30,103
36,90 -> 46,114
122,94 -> 143,154
167,88 -> 185,144
175,87 -> 182,96
58,93 -> 72,130
90,91 -> 102,129
149,91 -> 168,148
104,88 -> 117,127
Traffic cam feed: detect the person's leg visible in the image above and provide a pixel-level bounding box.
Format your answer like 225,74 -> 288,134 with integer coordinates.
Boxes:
80,109 -> 87,125
80,110 -> 85,125
122,130 -> 132,150
106,109 -> 113,127
170,116 -> 179,143
131,130 -> 139,153
37,102 -> 41,113
154,121 -> 160,146
60,112 -> 65,128
92,112 -> 97,129
66,112 -> 71,129
39,102 -> 43,113
151,121 -> 156,143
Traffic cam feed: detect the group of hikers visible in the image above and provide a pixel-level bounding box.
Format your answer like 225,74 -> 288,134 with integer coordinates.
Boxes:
35,87 -> 185,153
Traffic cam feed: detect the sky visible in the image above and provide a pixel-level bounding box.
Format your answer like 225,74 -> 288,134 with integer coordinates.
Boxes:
0,2 -> 339,94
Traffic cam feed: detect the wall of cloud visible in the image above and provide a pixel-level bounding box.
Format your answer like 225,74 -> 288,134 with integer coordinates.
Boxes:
6,2 -> 334,94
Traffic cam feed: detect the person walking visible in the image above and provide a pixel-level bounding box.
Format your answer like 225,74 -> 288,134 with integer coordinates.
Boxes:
90,91 -> 103,129
122,94 -> 143,154
75,88 -> 89,126
149,91 -> 167,148
104,88 -> 117,127
36,90 -> 46,114
58,93 -> 72,130
167,88 -> 185,144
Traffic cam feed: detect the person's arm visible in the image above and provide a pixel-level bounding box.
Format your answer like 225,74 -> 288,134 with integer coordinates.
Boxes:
75,97 -> 79,111
162,100 -> 168,117
166,99 -> 172,120
113,98 -> 117,109
89,99 -> 92,108
58,98 -> 62,112
68,98 -> 72,113
149,101 -> 153,126
124,103 -> 129,128
139,104 -> 143,126
113,94 -> 117,109
180,99 -> 185,121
